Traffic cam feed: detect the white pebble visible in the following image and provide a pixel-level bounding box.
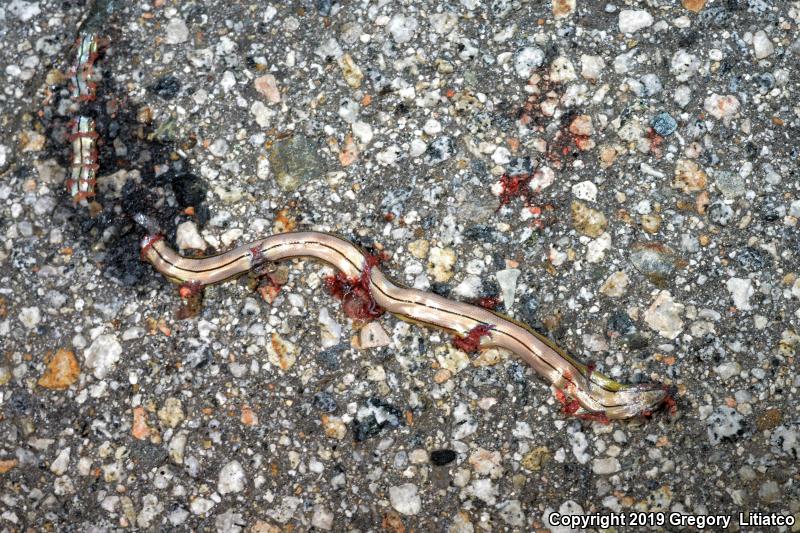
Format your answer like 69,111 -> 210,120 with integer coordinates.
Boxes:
311,506 -> 334,530
752,30 -> 774,59
50,447 -> 71,475
352,121 -> 373,144
218,460 -> 247,494
18,306 -> 41,329
164,18 -> 189,44
714,361 -> 741,381
707,406 -> 746,445
84,334 -> 122,379
514,46 -> 544,79
726,278 -> 754,311
492,146 -> 511,165
549,56 -> 577,83
580,54 -> 604,81
190,498 -> 215,515
586,233 -> 612,263
618,9 -> 654,34
387,14 -> 418,43
389,483 -> 421,515
423,119 -> 442,136
176,221 -> 208,251
592,457 -> 620,475
644,291 -> 684,340
571,180 -> 597,202
495,268 -> 521,310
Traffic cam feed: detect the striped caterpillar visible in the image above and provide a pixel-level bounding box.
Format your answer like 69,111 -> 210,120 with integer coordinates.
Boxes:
67,34 -> 101,204
66,116 -> 99,203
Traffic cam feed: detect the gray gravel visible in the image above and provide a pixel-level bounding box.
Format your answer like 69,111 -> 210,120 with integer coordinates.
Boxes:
1,0 -> 799,531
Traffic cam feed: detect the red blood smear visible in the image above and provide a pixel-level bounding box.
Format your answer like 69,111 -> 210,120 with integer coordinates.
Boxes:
140,234 -> 164,260
498,173 -> 535,207
452,324 -> 493,353
325,254 -> 384,321
477,296 -> 500,310
662,392 -> 678,416
554,387 -> 610,424
178,280 -> 204,299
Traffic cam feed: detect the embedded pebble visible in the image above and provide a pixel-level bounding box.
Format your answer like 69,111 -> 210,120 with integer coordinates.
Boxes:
387,15 -> 418,43
389,483 -> 421,515
571,180 -> 597,202
707,406 -> 747,445
592,457 -> 620,475
600,271 -> 629,297
618,9 -> 654,34
704,94 -> 740,123
176,221 -> 208,251
157,397 -> 185,428
83,334 -> 122,379
571,201 -> 607,237
752,30 -> 774,59
514,47 -> 545,79
644,291 -> 684,339
164,18 -> 189,44
254,74 -> 281,103
359,322 -> 391,349
726,278 -> 754,311
651,112 -> 677,136
580,54 -> 604,81
38,349 -> 80,390
495,268 -> 520,310
49,447 -> 70,476
218,460 -> 247,494
19,306 -> 41,329
427,246 -> 456,282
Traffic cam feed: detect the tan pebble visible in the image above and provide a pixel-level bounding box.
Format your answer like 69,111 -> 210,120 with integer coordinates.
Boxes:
409,240 -> 429,259
521,447 -> 551,472
20,130 -> 46,152
0,459 -> 18,474
339,134 -> 359,166
552,0 -> 576,18
427,246 -> 456,282
696,191 -> 710,214
322,416 -> 347,440
267,333 -> 297,370
682,0 -> 707,12
381,511 -> 407,533
37,348 -> 80,390
46,69 -> 65,85
473,348 -> 504,366
241,405 -> 258,426
157,397 -> 185,428
672,159 -> 707,193
338,53 -> 364,88
433,368 -> 452,383
254,74 -> 281,103
600,271 -> 629,297
698,234 -> 710,246
437,345 -> 470,373
642,214 -> 661,233
599,145 -> 617,168
359,322 -> 391,349
568,114 -> 593,136
132,407 -> 151,440
571,200 -> 608,237
250,521 -> 281,533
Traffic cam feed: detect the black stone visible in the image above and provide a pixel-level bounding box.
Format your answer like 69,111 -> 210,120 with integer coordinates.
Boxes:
148,75 -> 181,100
430,449 -> 457,466
313,392 -> 338,413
